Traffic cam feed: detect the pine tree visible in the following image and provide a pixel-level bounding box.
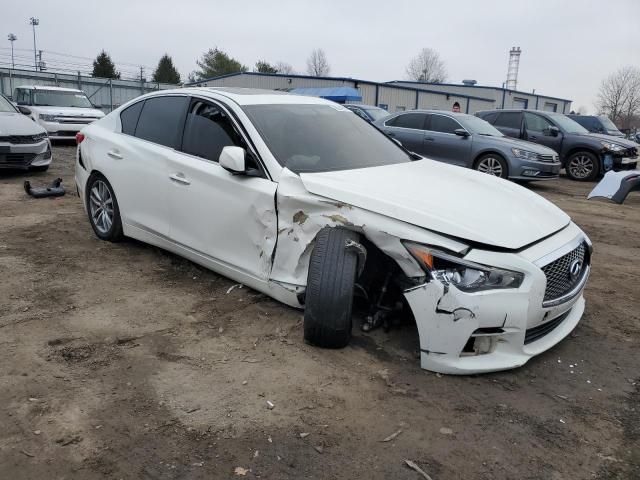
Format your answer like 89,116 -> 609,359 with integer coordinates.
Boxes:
192,48 -> 247,81
254,60 -> 278,74
92,50 -> 120,79
152,54 -> 181,84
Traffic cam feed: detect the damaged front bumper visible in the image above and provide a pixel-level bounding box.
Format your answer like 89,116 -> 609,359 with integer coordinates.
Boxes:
403,223 -> 590,375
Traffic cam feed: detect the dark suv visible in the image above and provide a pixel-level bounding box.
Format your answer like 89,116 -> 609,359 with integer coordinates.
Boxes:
476,109 -> 638,181
566,114 -> 625,137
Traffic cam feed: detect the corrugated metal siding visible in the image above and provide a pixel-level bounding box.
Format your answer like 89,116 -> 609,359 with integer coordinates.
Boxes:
0,68 -> 176,112
377,86 -> 416,112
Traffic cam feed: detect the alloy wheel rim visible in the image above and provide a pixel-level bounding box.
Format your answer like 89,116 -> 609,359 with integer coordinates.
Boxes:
568,155 -> 593,179
477,157 -> 503,177
89,180 -> 114,234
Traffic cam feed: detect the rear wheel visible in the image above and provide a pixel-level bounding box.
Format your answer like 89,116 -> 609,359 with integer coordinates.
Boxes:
86,173 -> 123,242
475,154 -> 508,179
566,151 -> 600,181
304,227 -> 360,349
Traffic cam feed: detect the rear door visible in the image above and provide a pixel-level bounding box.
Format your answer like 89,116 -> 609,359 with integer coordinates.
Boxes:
167,97 -> 277,280
423,114 -> 472,166
100,95 -> 189,237
381,113 -> 427,153
523,112 -> 563,153
492,111 -> 523,139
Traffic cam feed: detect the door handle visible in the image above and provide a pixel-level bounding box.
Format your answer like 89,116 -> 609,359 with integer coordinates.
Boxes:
425,137 -> 435,141
387,132 -> 396,137
169,173 -> 190,185
107,150 -> 123,160
529,135 -> 538,140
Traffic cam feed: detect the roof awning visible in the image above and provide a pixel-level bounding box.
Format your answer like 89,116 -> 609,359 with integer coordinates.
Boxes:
290,87 -> 362,102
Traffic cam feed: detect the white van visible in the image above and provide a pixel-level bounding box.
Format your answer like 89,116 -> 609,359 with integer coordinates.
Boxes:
14,86 -> 105,140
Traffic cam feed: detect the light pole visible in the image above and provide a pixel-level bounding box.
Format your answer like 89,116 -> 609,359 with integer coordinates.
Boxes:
7,33 -> 17,69
29,17 -> 39,71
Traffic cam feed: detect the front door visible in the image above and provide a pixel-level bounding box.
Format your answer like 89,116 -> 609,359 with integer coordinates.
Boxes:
523,112 -> 563,153
423,113 -> 472,166
167,98 -> 277,280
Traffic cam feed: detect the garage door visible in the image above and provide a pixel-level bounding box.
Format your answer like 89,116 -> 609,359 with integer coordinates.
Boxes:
544,102 -> 557,112
513,97 -> 528,109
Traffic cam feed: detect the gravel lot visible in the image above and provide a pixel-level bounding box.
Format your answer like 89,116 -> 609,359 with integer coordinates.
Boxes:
1,145 -> 638,479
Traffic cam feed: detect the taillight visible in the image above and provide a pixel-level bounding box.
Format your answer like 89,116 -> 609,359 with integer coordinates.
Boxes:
76,132 -> 85,144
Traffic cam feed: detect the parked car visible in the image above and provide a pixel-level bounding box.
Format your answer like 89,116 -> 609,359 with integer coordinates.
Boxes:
13,85 -> 105,140
344,104 -> 390,123
476,109 -> 638,181
76,87 -> 591,375
566,114 -> 625,137
0,93 -> 52,171
374,110 -> 560,180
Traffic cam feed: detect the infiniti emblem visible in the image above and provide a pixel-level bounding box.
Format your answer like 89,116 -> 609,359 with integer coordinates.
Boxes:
569,258 -> 583,280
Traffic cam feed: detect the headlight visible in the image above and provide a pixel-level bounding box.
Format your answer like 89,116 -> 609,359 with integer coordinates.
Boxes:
600,141 -> 625,152
39,114 -> 58,122
511,148 -> 540,161
403,242 -> 524,292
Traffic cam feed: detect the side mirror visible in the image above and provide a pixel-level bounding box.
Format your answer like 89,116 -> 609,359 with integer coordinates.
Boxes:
454,128 -> 470,137
17,106 -> 32,116
547,126 -> 560,137
219,146 -> 246,174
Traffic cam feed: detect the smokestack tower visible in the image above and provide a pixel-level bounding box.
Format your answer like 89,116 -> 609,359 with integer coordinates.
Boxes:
506,47 -> 521,90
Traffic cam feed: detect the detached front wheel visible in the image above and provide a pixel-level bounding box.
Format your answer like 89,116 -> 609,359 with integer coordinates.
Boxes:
304,227 -> 360,349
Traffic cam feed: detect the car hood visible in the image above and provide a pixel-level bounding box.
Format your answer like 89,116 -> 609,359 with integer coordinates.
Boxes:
0,112 -> 46,136
300,159 -> 570,249
479,135 -> 557,154
579,133 -> 638,148
31,106 -> 105,117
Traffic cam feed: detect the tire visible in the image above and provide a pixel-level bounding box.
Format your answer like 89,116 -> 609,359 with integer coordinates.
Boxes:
565,151 -> 600,181
304,227 -> 360,349
30,165 -> 49,172
85,173 -> 123,242
474,153 -> 509,179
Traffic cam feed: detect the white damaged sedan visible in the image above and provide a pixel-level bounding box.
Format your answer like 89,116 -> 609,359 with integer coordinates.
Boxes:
75,88 -> 591,374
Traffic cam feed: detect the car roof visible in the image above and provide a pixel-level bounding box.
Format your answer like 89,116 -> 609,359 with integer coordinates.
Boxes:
477,109 -> 561,115
394,109 -> 472,118
168,87 -> 337,106
16,85 -> 85,93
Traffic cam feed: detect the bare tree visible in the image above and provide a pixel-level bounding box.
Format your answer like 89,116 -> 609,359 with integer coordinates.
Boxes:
306,49 -> 330,76
596,66 -> 640,129
275,61 -> 295,75
405,48 -> 447,83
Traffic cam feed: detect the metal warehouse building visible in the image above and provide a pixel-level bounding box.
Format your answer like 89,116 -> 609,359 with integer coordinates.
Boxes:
188,72 -> 571,114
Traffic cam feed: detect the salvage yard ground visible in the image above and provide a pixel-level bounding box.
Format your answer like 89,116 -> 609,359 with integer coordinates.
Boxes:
1,145 -> 639,479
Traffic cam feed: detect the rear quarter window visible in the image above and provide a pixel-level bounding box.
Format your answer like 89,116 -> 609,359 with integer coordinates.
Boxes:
120,101 -> 144,136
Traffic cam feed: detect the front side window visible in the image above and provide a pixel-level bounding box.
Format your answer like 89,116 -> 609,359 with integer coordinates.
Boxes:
242,104 -> 411,174
181,100 -> 244,161
429,114 -> 462,134
134,96 -> 189,148
494,112 -> 522,129
32,90 -> 93,108
524,112 -> 553,132
387,112 -> 426,130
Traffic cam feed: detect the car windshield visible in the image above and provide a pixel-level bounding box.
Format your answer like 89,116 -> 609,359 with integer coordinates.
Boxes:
362,107 -> 390,121
597,115 -> 621,132
547,113 -> 589,134
242,104 -> 411,173
0,95 -> 17,113
33,90 -> 93,108
458,115 -> 503,136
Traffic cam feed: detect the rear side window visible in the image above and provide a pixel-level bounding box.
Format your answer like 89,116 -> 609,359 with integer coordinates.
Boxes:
134,96 -> 189,148
479,111 -> 499,124
181,100 -> 244,162
387,113 -> 425,130
120,101 -> 144,136
429,115 -> 462,134
494,112 -> 522,129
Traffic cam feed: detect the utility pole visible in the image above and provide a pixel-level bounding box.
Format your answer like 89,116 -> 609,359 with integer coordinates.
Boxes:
7,34 -> 17,69
29,17 -> 39,71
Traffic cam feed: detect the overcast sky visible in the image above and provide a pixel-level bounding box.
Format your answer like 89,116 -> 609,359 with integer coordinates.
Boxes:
3,0 -> 639,111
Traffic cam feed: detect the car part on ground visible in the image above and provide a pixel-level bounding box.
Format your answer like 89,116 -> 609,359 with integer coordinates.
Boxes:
75,87 -> 591,375
588,169 -> 640,204
23,178 -> 65,198
374,110 -> 560,181
476,109 -> 638,180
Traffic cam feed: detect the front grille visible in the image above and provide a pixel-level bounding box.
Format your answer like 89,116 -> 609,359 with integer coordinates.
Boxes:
538,154 -> 558,163
524,309 -> 571,345
0,153 -> 37,166
0,134 -> 47,144
541,242 -> 588,302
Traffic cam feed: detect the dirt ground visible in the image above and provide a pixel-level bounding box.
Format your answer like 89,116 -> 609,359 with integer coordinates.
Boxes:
0,145 -> 638,480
